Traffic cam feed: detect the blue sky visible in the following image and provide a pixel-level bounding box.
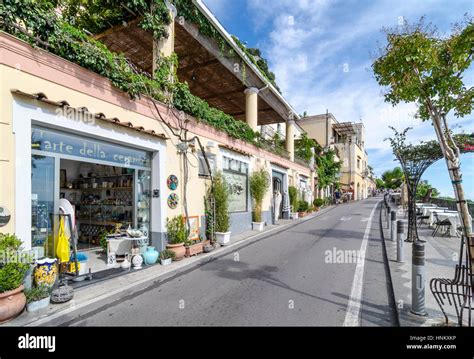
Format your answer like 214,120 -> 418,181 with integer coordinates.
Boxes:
202,0 -> 474,199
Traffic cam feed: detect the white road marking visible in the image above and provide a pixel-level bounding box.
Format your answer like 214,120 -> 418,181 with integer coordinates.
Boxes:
343,200 -> 381,327
340,216 -> 352,221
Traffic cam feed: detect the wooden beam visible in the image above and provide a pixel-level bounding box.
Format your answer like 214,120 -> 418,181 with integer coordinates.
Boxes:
201,87 -> 245,100
93,17 -> 142,41
179,58 -> 220,73
179,22 -> 290,122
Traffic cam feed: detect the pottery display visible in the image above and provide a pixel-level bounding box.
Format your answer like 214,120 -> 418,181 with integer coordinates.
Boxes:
34,258 -> 58,288
143,246 -> 159,265
161,258 -> 172,266
121,254 -> 131,270
0,285 -> 26,324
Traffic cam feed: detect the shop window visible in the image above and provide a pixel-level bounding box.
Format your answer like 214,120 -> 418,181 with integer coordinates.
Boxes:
198,151 -> 215,178
222,156 -> 248,212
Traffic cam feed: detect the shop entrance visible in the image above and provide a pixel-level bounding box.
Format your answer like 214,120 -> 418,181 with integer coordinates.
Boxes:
31,126 -> 152,276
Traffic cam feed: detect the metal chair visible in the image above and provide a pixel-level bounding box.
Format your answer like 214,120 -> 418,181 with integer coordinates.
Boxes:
430,234 -> 473,326
432,212 -> 452,237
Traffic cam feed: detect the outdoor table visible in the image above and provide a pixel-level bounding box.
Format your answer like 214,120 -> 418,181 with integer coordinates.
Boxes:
429,212 -> 462,237
107,236 -> 149,257
427,209 -> 456,226
422,206 -> 448,216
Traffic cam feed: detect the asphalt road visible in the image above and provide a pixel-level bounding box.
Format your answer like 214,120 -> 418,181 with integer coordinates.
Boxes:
65,196 -> 398,326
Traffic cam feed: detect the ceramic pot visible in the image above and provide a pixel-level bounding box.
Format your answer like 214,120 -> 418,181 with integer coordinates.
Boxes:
0,285 -> 26,324
34,258 -> 58,288
26,296 -> 50,312
161,258 -> 172,266
252,222 -> 264,231
132,254 -> 143,269
143,246 -> 159,265
216,232 -> 231,246
166,243 -> 185,261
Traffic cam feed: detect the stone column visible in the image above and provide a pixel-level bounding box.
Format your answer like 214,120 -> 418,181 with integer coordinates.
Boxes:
152,2 -> 177,75
244,87 -> 259,131
286,120 -> 295,161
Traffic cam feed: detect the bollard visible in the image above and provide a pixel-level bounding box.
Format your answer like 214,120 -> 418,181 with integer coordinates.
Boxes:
411,241 -> 427,316
390,211 -> 397,241
397,220 -> 404,262
386,206 -> 391,229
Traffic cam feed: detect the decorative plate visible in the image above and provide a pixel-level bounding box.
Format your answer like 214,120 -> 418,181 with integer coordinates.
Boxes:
167,193 -> 179,209
167,175 -> 178,191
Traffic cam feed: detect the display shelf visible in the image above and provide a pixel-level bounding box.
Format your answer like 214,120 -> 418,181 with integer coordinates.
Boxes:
77,219 -> 131,226
81,187 -> 133,191
79,174 -> 133,179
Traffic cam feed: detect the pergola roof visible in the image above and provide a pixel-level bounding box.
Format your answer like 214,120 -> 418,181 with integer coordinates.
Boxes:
332,122 -> 356,135
95,18 -> 289,125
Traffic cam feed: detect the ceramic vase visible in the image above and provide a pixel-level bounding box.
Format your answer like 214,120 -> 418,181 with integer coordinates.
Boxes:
143,246 -> 159,265
34,258 -> 58,288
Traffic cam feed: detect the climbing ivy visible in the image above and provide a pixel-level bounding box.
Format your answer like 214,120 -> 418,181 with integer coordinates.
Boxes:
56,0 -> 171,40
1,0 -> 257,143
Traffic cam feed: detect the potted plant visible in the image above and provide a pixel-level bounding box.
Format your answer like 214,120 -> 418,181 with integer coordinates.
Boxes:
166,215 -> 187,260
213,172 -> 231,245
250,168 -> 270,231
0,233 -> 29,323
185,238 -> 204,257
289,186 -> 299,219
25,285 -> 51,312
160,249 -> 175,266
297,200 -> 310,218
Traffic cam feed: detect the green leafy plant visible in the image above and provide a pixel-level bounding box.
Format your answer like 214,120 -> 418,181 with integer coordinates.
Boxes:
213,172 -> 230,233
0,233 -> 22,252
315,149 -> 341,189
249,168 -> 270,223
0,262 -> 29,293
288,186 -> 298,212
24,285 -> 51,303
297,200 -> 309,213
313,198 -> 325,208
99,229 -> 114,251
166,215 -> 187,244
160,249 -> 176,260
295,133 -> 317,162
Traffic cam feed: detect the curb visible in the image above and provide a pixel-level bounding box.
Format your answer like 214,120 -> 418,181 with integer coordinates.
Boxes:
379,203 -> 401,327
22,204 -> 339,326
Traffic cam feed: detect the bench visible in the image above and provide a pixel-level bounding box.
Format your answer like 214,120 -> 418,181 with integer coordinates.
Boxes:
430,234 -> 474,326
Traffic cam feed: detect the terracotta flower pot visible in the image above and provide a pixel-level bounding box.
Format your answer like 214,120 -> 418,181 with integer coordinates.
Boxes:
0,285 -> 26,324
166,243 -> 186,261
185,242 -> 204,257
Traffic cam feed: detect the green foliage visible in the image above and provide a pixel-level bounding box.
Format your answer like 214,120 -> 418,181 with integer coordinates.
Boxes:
0,233 -> 22,252
213,172 -> 230,233
375,178 -> 386,189
249,168 -> 270,222
381,167 -> 404,189
58,0 -> 171,40
232,35 -> 281,93
24,285 -> 51,303
0,262 -> 29,293
316,150 -> 341,189
288,186 -> 298,211
416,180 -> 440,200
204,190 -> 215,242
98,228 -> 114,251
295,133 -> 317,162
297,200 -> 309,212
373,16 -> 474,120
313,198 -> 325,208
160,249 -> 176,260
1,0 -> 259,144
166,215 -> 187,244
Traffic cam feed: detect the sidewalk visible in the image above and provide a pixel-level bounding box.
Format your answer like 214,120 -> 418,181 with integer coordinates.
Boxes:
5,205 -> 336,327
380,204 -> 465,326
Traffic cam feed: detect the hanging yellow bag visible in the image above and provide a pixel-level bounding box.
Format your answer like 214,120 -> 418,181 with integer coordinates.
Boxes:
56,217 -> 70,263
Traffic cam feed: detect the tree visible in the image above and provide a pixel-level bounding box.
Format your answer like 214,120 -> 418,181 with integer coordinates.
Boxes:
295,133 -> 317,162
373,16 -> 474,237
315,149 -> 341,189
381,167 -> 404,189
416,180 -> 440,200
375,178 -> 386,189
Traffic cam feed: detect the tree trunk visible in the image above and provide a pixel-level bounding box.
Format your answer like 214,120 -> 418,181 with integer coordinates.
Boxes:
430,113 -> 472,238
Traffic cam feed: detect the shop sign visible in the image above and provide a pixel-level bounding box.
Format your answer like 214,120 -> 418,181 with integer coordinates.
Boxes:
31,127 -> 151,168
224,171 -> 247,212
